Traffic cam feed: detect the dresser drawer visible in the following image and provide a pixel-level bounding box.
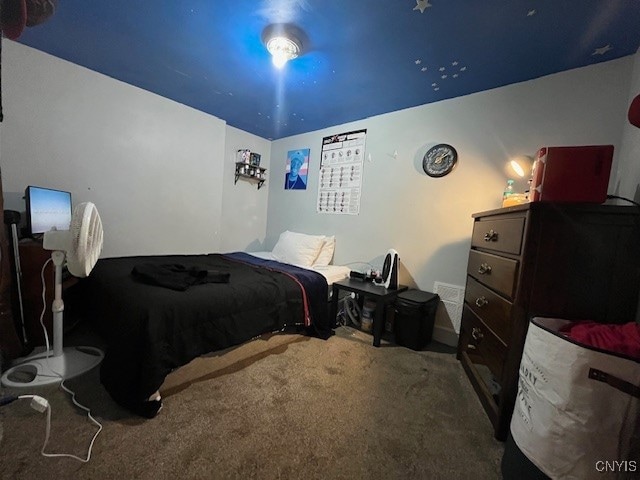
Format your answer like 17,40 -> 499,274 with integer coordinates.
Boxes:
467,250 -> 518,299
471,216 -> 525,255
465,276 -> 513,343
460,307 -> 507,381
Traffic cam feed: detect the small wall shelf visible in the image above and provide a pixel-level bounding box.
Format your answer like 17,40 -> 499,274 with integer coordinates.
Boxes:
234,162 -> 267,190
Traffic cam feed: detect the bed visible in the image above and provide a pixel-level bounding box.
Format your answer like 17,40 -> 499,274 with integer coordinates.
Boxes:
248,251 -> 351,292
78,232 -> 350,417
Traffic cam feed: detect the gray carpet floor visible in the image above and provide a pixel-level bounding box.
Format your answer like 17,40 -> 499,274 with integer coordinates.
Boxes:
0,327 -> 504,479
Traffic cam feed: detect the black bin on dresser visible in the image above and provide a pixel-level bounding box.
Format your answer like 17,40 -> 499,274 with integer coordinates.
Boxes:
393,289 -> 439,350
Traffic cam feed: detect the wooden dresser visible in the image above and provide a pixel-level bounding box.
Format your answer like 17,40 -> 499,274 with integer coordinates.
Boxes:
457,203 -> 640,440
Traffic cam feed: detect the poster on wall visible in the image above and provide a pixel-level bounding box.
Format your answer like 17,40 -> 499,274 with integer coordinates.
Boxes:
284,149 -> 310,190
317,129 -> 366,215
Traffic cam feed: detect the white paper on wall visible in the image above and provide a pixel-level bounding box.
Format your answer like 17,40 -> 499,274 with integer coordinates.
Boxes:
317,129 -> 366,215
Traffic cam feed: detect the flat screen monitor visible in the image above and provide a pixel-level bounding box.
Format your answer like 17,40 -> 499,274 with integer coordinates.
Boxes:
25,185 -> 72,236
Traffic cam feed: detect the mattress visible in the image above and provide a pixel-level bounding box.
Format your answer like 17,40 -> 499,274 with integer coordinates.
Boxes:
247,251 -> 351,286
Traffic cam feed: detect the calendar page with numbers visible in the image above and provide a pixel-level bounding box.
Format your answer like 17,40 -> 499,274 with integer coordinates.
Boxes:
317,129 -> 366,215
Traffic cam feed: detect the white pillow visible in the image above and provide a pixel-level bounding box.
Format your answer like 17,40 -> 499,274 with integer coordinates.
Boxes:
272,231 -> 325,267
313,235 -> 335,266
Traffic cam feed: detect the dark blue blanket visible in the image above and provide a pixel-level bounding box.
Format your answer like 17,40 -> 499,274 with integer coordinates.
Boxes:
223,252 -> 331,338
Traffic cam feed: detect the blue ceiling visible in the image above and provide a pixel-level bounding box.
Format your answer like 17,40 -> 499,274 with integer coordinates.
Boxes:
13,0 -> 640,140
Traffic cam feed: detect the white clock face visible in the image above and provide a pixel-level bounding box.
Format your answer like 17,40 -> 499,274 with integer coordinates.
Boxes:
423,144 -> 458,177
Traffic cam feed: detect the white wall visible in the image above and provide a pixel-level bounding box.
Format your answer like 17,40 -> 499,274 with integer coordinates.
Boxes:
615,48 -> 640,203
616,48 -> 640,322
0,42 -> 228,258
267,57 -> 634,341
219,126 -> 271,253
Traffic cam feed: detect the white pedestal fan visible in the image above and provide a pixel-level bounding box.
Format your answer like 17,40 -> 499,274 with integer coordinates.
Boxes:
1,202 -> 104,388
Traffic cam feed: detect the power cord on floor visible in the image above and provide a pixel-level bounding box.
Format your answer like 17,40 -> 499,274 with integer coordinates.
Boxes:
0,393 -> 102,462
40,258 -> 103,461
0,258 -> 103,462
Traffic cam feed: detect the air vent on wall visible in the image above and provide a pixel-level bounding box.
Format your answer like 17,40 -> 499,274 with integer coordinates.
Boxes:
434,282 -> 465,334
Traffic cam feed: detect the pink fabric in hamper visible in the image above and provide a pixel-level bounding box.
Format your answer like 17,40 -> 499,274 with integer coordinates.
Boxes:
559,321 -> 640,359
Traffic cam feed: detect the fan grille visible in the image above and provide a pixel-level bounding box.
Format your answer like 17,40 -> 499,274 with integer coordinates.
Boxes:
67,202 -> 103,277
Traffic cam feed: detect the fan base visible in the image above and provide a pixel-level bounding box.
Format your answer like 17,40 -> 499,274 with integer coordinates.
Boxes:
0,346 -> 104,388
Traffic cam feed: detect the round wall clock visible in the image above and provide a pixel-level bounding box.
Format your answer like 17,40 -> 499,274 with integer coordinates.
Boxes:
422,144 -> 458,177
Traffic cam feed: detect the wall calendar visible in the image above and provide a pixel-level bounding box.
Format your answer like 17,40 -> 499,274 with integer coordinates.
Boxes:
317,129 -> 367,215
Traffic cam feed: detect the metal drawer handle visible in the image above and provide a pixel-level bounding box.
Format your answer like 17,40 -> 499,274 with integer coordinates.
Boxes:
471,327 -> 484,341
478,263 -> 492,275
483,229 -> 499,242
475,296 -> 489,307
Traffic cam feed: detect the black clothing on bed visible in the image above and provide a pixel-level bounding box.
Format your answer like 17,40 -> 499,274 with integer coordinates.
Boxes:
131,263 -> 230,291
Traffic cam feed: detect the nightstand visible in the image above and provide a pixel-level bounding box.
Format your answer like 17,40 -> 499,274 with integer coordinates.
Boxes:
330,278 -> 407,346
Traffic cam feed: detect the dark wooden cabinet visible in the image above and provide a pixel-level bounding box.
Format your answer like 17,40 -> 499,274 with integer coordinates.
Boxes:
0,174 -> 22,359
457,203 -> 640,440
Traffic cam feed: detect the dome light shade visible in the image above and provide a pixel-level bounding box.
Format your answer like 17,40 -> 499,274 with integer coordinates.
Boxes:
262,24 -> 306,69
267,35 -> 300,68
509,155 -> 533,178
510,159 -> 525,177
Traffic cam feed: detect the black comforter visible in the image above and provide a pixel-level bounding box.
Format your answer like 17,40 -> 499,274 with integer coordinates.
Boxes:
80,252 -> 330,416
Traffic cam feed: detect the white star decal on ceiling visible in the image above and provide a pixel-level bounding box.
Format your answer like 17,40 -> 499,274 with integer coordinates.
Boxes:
452,61 -> 459,66
413,0 -> 432,14
432,83 -> 437,87
439,67 -> 445,71
592,44 -> 612,55
434,87 -> 440,91
441,75 -> 447,79
415,59 -> 422,65
460,66 -> 467,71
453,74 -> 458,78
421,67 -> 428,72
527,10 -> 536,17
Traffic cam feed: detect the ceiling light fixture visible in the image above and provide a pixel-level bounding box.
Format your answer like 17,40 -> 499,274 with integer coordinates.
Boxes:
267,36 -> 300,68
262,24 -> 306,69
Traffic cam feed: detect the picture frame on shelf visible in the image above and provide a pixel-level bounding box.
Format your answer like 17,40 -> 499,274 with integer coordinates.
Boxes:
249,153 -> 261,166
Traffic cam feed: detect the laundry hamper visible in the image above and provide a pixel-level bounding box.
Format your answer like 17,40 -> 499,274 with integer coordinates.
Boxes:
506,317 -> 640,480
